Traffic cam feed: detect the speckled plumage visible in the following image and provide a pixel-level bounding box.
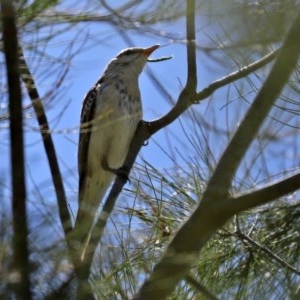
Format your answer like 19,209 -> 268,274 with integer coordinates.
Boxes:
74,45 -> 159,256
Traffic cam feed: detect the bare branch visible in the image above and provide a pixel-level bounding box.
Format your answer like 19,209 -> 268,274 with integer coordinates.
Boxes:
196,49 -> 278,102
186,0 -> 197,91
1,0 -> 31,298
18,48 -> 72,238
149,48 -> 278,137
227,171 -> 300,214
135,10 -> 300,300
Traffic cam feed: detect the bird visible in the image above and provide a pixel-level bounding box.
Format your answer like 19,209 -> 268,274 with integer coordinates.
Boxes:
74,45 -> 160,258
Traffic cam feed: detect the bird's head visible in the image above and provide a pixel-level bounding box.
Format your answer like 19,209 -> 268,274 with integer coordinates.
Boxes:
104,45 -> 159,79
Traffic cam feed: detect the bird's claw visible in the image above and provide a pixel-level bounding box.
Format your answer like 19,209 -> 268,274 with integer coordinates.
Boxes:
116,166 -> 131,184
102,159 -> 130,183
102,158 -> 116,173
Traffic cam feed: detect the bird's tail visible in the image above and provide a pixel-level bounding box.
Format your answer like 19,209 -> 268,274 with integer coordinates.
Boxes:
74,207 -> 97,261
73,174 -> 113,261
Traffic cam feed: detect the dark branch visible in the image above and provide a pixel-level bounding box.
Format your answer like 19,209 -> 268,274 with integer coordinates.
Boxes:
18,48 -> 72,238
235,231 -> 300,276
1,1 -> 31,298
148,0 -> 199,135
186,0 -> 197,91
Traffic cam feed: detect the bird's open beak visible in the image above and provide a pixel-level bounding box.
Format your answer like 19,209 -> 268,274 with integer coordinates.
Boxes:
143,44 -> 160,57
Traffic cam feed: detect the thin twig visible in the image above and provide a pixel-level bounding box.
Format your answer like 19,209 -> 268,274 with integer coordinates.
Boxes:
196,49 -> 278,102
1,1 -> 31,298
186,275 -> 220,300
236,231 -> 300,276
147,56 -> 173,62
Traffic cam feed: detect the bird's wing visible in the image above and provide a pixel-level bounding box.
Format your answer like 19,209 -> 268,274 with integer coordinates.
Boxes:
78,80 -> 102,199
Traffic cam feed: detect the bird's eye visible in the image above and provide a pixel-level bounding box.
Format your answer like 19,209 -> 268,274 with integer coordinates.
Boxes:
122,49 -> 133,56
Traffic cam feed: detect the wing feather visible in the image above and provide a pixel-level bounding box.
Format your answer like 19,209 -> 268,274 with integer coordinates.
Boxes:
78,78 -> 103,199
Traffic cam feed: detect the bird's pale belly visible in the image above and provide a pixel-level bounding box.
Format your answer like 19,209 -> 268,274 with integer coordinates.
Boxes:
89,113 -> 140,171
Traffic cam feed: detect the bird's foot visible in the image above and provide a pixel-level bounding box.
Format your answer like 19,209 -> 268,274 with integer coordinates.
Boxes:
102,158 -> 117,174
116,166 -> 131,184
102,159 -> 130,183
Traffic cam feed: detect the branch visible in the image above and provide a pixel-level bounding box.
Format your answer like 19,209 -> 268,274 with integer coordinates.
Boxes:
1,0 -> 31,298
196,49 -> 278,102
186,0 -> 197,91
201,12 -> 300,208
149,47 -> 278,137
236,231 -> 300,276
135,10 -> 300,300
226,171 -> 300,214
18,48 -> 72,238
37,0 -> 141,25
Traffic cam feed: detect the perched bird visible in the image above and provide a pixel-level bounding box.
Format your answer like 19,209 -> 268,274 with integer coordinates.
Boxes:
75,45 -> 159,256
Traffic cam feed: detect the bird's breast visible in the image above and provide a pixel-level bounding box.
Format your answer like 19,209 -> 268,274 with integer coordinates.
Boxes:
89,81 -> 142,170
